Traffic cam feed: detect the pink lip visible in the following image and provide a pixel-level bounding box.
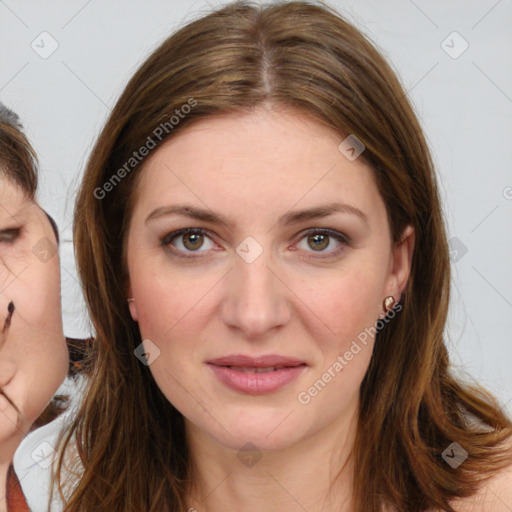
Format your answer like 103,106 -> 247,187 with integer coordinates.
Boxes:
207,354 -> 306,367
206,354 -> 307,395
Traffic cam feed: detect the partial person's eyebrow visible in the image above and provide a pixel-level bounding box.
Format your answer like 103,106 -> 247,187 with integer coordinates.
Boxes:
145,202 -> 368,227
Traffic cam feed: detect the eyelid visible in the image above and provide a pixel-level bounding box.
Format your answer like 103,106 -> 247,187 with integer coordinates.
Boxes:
293,227 -> 349,245
161,227 -> 349,258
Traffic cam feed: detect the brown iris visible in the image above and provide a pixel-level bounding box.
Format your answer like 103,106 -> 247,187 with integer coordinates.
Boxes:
182,233 -> 204,251
307,233 -> 329,251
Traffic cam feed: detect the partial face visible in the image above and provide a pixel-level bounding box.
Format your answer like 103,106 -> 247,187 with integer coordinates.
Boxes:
0,176 -> 68,441
126,108 -> 414,452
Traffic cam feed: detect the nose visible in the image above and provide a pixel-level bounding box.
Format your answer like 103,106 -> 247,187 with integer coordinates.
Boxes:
221,245 -> 291,339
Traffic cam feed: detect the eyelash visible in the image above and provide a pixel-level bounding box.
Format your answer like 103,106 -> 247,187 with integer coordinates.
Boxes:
160,227 -> 349,259
0,228 -> 21,244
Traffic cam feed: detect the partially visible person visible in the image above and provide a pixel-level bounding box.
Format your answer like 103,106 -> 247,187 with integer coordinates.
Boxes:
0,103 -> 69,511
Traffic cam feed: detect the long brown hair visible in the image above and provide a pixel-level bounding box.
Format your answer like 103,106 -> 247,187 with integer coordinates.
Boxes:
62,1 -> 512,510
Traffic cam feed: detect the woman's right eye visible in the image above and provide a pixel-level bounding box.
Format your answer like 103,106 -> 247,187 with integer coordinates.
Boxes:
161,228 -> 216,257
0,228 -> 21,243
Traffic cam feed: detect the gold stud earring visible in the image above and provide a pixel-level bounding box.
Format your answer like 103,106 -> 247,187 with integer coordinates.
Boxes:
383,296 -> 395,312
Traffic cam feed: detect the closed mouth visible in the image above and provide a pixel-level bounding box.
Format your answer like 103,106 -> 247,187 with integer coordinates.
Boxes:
218,364 -> 305,373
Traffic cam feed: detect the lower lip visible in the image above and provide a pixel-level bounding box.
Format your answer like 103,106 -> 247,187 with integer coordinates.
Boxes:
207,364 -> 306,394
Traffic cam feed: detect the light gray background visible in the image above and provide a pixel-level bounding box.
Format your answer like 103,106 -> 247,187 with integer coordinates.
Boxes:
1,0 -> 511,412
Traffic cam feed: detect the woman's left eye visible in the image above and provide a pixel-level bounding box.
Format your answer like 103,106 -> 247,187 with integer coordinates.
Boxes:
0,228 -> 21,244
294,228 -> 348,256
161,227 -> 348,258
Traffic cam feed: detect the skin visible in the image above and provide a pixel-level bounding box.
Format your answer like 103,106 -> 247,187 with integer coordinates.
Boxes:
126,108 -> 512,512
126,106 -> 512,511
126,105 -> 414,511
0,176 -> 68,511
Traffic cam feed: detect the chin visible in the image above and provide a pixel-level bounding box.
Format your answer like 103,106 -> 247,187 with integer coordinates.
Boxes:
217,430 -> 300,454
189,409 -> 306,453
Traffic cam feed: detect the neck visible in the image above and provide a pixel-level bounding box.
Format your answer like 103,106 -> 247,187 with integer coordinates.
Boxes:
186,397 -> 359,512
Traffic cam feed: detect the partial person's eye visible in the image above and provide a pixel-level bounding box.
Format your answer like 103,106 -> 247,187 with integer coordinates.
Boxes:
294,228 -> 349,258
0,227 -> 21,244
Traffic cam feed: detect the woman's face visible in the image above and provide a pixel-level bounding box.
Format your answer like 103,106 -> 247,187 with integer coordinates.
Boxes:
0,176 -> 68,441
126,108 -> 414,452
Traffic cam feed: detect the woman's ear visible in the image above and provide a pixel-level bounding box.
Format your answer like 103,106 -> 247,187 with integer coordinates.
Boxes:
386,224 -> 415,301
126,285 -> 138,322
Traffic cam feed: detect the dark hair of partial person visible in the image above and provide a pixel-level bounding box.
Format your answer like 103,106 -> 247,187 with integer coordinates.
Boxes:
0,103 -> 38,197
58,2 -> 512,511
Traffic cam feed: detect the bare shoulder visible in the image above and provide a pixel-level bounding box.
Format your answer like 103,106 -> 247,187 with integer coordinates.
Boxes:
449,438 -> 512,512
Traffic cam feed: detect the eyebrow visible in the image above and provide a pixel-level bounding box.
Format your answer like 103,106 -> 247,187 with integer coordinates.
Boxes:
145,202 -> 368,228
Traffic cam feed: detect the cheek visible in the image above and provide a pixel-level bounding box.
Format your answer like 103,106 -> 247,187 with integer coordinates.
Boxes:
0,248 -> 28,290
130,262 -> 222,343
0,261 -> 68,426
293,273 -> 380,419
1,253 -> 66,362
296,267 -> 382,345
129,265 -> 226,409
8,256 -> 63,333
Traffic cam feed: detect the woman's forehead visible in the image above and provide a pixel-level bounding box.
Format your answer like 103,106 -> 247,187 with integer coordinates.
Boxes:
134,110 -> 380,226
153,108 -> 343,157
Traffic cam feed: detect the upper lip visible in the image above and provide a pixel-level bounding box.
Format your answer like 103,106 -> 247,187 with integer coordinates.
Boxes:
206,354 -> 306,367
